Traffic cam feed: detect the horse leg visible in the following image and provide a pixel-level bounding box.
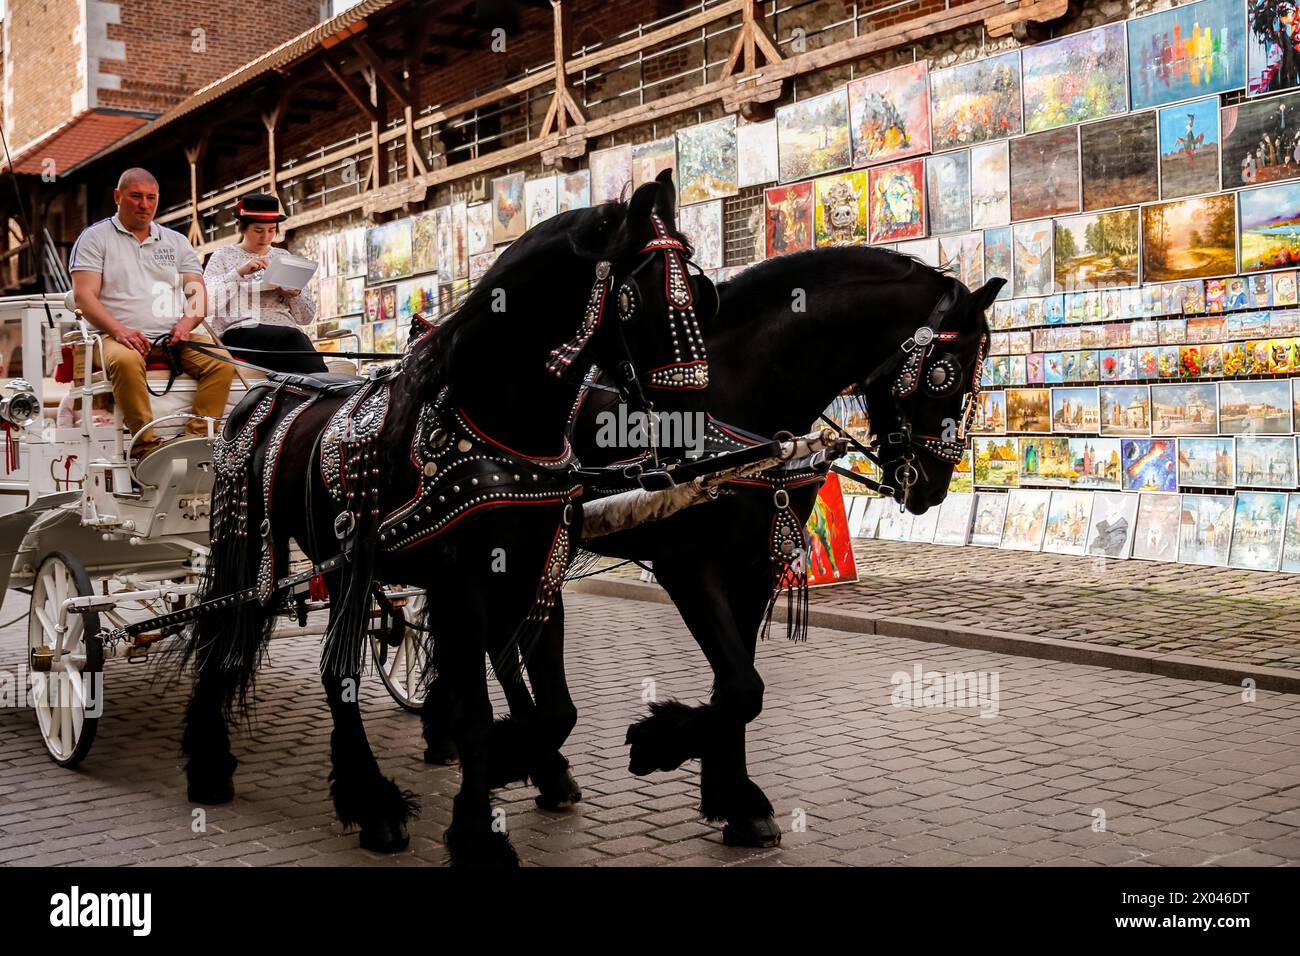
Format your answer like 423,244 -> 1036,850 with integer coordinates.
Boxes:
520,596 -> 581,809
181,653 -> 240,804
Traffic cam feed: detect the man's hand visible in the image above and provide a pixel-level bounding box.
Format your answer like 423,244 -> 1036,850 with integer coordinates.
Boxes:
168,317 -> 200,347
111,322 -> 152,355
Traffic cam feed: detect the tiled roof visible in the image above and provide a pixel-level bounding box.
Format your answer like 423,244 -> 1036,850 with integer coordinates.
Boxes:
3,110 -> 151,176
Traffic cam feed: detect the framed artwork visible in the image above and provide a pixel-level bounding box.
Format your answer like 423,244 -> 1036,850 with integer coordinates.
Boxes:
450,203 -> 469,281
1221,88 -> 1300,189
631,137 -> 677,189
804,474 -> 858,588
372,317 -> 399,354
1177,493 -> 1235,566
875,505 -> 914,542
1219,379 -> 1293,434
894,237 -> 938,265
1229,491 -> 1287,570
678,200 -> 724,270
1011,220 -> 1053,297
410,210 -> 438,276
1069,437 -> 1122,489
933,492 -> 975,546
1000,488 -> 1052,551
1158,97 -> 1221,199
1132,492 -> 1182,561
1239,180 -> 1300,272
433,206 -> 453,283
949,450 -> 974,493
909,507 -> 941,543
466,202 -> 493,256
491,172 -> 526,245
1122,438 -> 1178,492
1009,127 -> 1081,220
1150,382 -> 1220,435
365,219 -> 413,285
973,436 -> 1019,486
815,170 -> 869,247
849,61 -> 931,167
1019,436 -> 1073,486
590,144 -> 633,204
971,491 -> 1010,546
1052,209 -> 1139,291
777,89 -> 852,183
1247,0 -> 1300,95
929,50 -> 1023,151
970,141 -> 1011,228
1086,491 -> 1140,558
925,150 -> 971,235
1235,435 -> 1298,486
737,120 -> 778,187
764,182 -> 814,257
1050,386 -> 1101,433
984,226 -> 1012,294
1178,437 -> 1235,488
1100,384 -> 1152,435
525,175 -> 559,229
559,170 -> 591,211
971,390 -> 1007,434
1006,387 -> 1051,433
938,232 -> 985,288
854,497 -> 888,539
1081,112 -> 1159,210
1022,22 -> 1128,132
1042,489 -> 1094,555
1128,0 -> 1247,111
1140,195 -> 1237,281
867,159 -> 925,242
1282,493 -> 1300,571
676,117 -> 738,204
469,248 -> 498,282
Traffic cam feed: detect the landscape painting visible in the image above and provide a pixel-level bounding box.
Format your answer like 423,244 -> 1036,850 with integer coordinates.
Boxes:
1009,127 -> 1081,221
777,88 -> 852,182
1053,209 -> 1140,291
1132,492 -> 1182,561
1220,89 -> 1300,188
973,436 -> 1019,486
1012,220 -> 1054,297
925,149 -> 971,234
737,120 -> 779,187
1158,97 -> 1220,199
1100,384 -> 1152,436
929,50 -> 1023,151
1001,488 -> 1053,551
1128,0 -> 1247,111
676,116 -> 738,203
1007,387 -> 1052,432
971,141 -> 1011,228
1283,493 -> 1300,571
1069,437 -> 1123,489
1051,386 -> 1101,433
1178,493 -> 1235,566
1228,491 -> 1287,570
1219,379 -> 1293,433
1239,180 -> 1300,272
1021,22 -> 1128,132
1140,194 -> 1238,281
1178,437 -> 1235,488
765,181 -> 814,257
868,159 -> 926,242
365,218 -> 412,285
1080,112 -> 1159,211
410,209 -> 437,276
1247,0 -> 1300,95
815,171 -> 869,246
849,61 -> 931,167
1151,381 -> 1220,435
1236,434 -> 1298,486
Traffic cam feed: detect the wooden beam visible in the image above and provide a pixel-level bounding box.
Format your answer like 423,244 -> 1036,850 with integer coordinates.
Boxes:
183,130 -> 210,246
563,0 -> 742,78
352,36 -> 411,107
986,0 -> 1072,38
322,57 -> 380,122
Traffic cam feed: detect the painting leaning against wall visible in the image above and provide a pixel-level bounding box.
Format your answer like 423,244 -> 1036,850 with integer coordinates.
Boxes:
1053,208 -> 1139,291
1080,112 -> 1159,211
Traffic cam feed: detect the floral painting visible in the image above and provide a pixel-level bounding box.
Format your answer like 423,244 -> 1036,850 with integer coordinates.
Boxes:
777,88 -> 852,182
1021,22 -> 1128,132
929,50 -> 1023,151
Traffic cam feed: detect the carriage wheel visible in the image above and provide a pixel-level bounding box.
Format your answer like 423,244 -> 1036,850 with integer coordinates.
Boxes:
28,551 -> 104,768
369,591 -> 429,713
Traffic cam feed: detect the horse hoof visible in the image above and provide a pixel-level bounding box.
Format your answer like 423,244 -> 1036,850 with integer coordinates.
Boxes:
423,740 -> 458,765
723,815 -> 782,848
360,818 -> 410,854
445,826 -> 519,868
534,765 -> 583,810
187,778 -> 234,805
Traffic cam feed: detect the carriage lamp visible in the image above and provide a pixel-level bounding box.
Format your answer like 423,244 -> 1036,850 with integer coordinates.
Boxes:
0,379 -> 40,428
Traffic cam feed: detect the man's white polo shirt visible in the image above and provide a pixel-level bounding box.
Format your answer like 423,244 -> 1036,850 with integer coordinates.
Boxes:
69,215 -> 203,336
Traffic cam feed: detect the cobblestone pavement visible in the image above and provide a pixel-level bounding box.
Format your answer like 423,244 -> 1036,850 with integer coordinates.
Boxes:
2,589 -> 1300,867
598,537 -> 1300,671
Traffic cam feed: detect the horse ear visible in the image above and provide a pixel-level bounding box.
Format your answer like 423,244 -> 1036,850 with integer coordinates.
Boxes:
652,168 -> 678,223
626,178 -> 659,231
968,278 -> 1006,317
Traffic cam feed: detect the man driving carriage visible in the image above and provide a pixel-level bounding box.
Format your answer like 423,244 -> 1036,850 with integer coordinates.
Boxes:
69,167 -> 235,459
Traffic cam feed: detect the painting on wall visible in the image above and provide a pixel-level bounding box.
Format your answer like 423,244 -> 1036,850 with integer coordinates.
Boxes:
815,171 -> 869,247
1158,97 -> 1221,199
1221,88 -> 1300,189
1080,112 -> 1159,211
1140,194 -> 1237,281
1247,0 -> 1300,96
777,88 -> 852,183
925,150 -> 971,235
765,182 -> 814,257
1012,220 -> 1054,297
1052,209 -> 1139,291
630,136 -> 677,189
525,175 -> 559,229
1007,387 -> 1052,432
1236,434 -> 1298,486
848,60 -> 931,167
1283,493 -> 1300,571
1128,0 -> 1247,111
559,169 -> 591,211
434,205 -> 454,283
1178,493 -> 1235,566
466,202 -> 493,256
737,120 -> 779,187
678,200 -> 724,270
1151,381 -> 1220,435
984,226 -> 1013,294
1021,22 -> 1128,133
971,141 -> 1011,228
365,219 -> 413,285
973,436 -> 1019,486
491,172 -> 526,245
868,159 -> 925,243
929,50 -> 1023,151
938,232 -> 985,289
410,210 -> 438,277
1100,384 -> 1152,435
1009,127 -> 1081,221
590,144 -> 633,204
1121,438 -> 1178,492
1238,180 -> 1300,272
676,117 -> 738,203
1178,437 -> 1235,487
1220,379 -> 1293,433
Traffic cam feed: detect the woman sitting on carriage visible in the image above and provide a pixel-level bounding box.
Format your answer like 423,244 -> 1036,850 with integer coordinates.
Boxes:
203,193 -> 327,375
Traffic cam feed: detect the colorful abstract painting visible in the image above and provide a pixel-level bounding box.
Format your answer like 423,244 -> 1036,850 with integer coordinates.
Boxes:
1052,209 -> 1140,291
1248,0 -> 1300,95
1121,438 -> 1178,491
848,60 -> 931,166
1128,0 -> 1248,111
971,141 -> 1010,228
765,182 -> 814,257
777,88 -> 852,183
1239,180 -> 1300,271
559,170 -> 591,211
1086,491 -> 1140,558
737,120 -> 779,187
678,200 -> 724,270
925,150 -> 971,235
1009,127 -> 1081,220
525,175 -> 559,229
1158,97 -> 1221,198
929,50 -> 1023,151
1022,22 -> 1128,132
814,171 -> 869,247
631,137 -> 676,189
676,117 -> 738,204
1178,493 -> 1235,566
868,159 -> 925,243
1140,194 -> 1238,281
1011,220 -> 1053,298
590,144 -> 633,204
491,171 -> 526,245
803,473 -> 859,588
365,219 -> 412,285
1080,112 -> 1159,211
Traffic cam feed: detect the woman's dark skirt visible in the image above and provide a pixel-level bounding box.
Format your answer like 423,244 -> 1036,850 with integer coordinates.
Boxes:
221,323 -> 328,375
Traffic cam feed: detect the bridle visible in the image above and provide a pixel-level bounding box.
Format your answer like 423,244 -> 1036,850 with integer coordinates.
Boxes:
825,277 -> 989,506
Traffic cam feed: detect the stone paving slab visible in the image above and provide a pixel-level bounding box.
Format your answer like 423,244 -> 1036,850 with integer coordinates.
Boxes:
2,589 -> 1300,866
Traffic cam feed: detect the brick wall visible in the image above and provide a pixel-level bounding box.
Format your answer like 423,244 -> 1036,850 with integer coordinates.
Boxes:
2,0 -> 85,151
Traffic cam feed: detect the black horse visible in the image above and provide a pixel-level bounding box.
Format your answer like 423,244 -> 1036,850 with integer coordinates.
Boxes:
421,246 -> 1003,848
179,171 -> 716,867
